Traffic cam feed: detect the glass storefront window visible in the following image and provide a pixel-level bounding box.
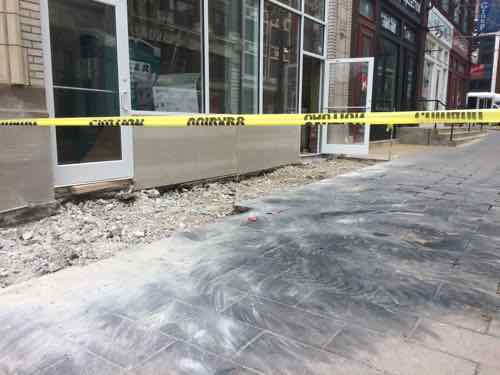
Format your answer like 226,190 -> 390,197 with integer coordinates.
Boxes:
128,0 -> 203,113
49,0 -> 122,165
359,0 -> 374,18
375,38 -> 398,111
301,56 -> 322,153
422,61 -> 432,104
274,0 -> 300,9
452,0 -> 461,24
305,0 -> 325,19
403,24 -> 416,44
263,2 -> 300,113
461,6 -> 469,33
303,19 -> 324,55
209,0 -> 259,114
403,52 -> 416,110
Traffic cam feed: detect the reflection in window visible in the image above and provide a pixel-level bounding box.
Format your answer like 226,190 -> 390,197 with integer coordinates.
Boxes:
403,53 -> 416,110
305,0 -> 325,19
359,0 -> 374,18
422,61 -> 432,102
303,19 -> 324,55
128,0 -> 203,113
301,56 -> 322,153
263,2 -> 300,113
461,6 -> 469,33
403,24 -> 416,43
452,0 -> 461,23
209,0 -> 259,114
274,0 -> 300,10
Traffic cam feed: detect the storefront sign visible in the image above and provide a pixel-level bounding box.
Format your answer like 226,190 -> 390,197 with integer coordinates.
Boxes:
471,64 -> 485,79
470,63 -> 492,80
428,8 -> 453,49
478,0 -> 490,33
453,31 -> 469,59
402,0 -> 421,13
477,0 -> 500,33
381,11 -> 400,35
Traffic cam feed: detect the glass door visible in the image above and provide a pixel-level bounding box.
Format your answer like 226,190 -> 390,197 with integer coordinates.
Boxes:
44,0 -> 133,186
321,57 -> 374,155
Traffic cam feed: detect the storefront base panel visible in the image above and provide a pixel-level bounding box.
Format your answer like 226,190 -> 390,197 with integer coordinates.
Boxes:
0,126 -> 55,213
133,127 -> 300,190
0,124 -> 299,217
0,85 -> 54,214
0,85 -> 48,119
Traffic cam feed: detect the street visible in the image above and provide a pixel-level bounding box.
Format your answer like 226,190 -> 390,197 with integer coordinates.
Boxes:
1,133 -> 500,375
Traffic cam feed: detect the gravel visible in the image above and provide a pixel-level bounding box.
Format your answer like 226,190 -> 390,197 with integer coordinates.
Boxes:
0,158 -> 373,288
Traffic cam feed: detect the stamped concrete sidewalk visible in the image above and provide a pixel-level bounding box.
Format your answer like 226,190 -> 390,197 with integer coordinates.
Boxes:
1,133 -> 500,375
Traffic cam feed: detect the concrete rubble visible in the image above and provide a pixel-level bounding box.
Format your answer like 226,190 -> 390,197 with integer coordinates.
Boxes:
0,158 -> 372,288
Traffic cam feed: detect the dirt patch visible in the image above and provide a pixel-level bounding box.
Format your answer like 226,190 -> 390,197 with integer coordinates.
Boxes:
0,158 -> 374,288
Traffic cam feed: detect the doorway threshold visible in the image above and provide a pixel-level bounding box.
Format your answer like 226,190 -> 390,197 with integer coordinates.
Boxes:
300,153 -> 322,159
55,179 -> 133,200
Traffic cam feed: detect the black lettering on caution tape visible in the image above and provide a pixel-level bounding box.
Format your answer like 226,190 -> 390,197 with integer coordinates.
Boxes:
0,120 -> 38,126
88,118 -> 145,126
415,111 -> 484,121
186,116 -> 246,126
303,112 -> 365,126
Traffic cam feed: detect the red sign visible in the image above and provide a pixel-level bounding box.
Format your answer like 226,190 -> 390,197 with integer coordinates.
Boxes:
360,73 -> 368,91
470,64 -> 486,79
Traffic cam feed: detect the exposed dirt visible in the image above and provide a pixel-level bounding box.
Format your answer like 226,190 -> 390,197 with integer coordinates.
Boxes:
0,158 -> 374,288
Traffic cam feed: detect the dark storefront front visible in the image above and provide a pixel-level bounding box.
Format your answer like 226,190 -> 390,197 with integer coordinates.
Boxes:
351,0 -> 424,140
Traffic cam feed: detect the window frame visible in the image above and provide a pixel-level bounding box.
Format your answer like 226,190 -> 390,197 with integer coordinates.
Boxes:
264,0 -> 327,115
44,0 -> 329,117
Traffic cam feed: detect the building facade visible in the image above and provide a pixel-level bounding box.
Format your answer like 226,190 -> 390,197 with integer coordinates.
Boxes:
350,0 -> 426,139
469,0 -> 500,98
349,0 -> 474,136
431,0 -> 474,109
469,33 -> 498,98
0,0 -> 350,214
422,6 -> 453,111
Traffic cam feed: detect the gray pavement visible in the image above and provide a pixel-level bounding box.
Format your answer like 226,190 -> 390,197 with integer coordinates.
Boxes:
1,133 -> 500,375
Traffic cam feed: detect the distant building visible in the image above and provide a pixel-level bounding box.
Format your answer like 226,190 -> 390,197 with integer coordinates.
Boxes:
350,0 -> 426,140
468,0 -> 500,100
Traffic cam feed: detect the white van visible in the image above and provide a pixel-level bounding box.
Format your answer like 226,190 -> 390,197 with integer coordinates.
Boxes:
466,92 -> 500,109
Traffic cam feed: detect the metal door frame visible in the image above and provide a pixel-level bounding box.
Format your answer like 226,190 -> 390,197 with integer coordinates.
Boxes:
321,57 -> 374,155
41,0 -> 134,187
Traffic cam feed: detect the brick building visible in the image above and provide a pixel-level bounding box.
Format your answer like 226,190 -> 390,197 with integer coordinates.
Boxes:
0,0 -> 46,117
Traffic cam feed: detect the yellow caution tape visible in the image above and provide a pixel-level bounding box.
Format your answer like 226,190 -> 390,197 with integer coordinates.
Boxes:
0,109 -> 498,127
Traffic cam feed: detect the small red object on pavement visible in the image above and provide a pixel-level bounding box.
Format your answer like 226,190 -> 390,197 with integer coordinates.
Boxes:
248,215 -> 257,222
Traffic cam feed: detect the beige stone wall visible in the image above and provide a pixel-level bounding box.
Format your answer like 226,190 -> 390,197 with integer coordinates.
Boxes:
19,0 -> 44,87
325,0 -> 353,142
327,0 -> 352,59
0,0 -> 43,87
0,0 -> 29,85
0,1 -> 52,214
0,0 -> 46,116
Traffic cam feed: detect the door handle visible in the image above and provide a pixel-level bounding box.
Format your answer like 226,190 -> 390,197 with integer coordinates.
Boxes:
120,90 -> 131,114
